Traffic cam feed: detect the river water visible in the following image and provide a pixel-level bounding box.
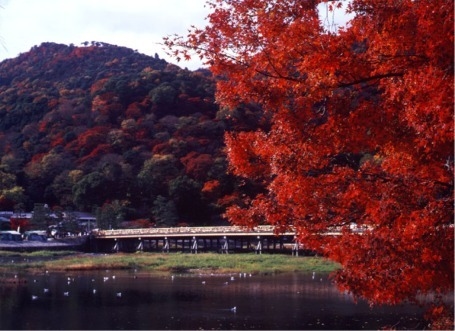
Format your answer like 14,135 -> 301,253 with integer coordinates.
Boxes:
0,270 -> 426,330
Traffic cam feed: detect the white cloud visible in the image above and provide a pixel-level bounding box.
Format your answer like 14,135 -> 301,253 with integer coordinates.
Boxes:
0,0 -> 209,69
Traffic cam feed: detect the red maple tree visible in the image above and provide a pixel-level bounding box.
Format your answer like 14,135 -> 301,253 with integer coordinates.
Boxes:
165,0 -> 454,327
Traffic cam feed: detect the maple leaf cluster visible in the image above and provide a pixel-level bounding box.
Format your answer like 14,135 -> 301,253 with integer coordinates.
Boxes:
166,0 -> 454,324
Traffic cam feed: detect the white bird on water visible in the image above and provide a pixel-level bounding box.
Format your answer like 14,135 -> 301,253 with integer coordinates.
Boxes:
116,292 -> 122,298
63,291 -> 69,296
31,295 -> 38,300
230,306 -> 237,313
43,288 -> 49,293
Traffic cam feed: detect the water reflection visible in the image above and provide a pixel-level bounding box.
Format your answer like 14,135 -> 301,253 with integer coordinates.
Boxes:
0,270 -> 425,330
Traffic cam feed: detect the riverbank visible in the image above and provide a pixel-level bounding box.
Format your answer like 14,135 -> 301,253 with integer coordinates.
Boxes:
0,250 -> 340,275
0,236 -> 88,251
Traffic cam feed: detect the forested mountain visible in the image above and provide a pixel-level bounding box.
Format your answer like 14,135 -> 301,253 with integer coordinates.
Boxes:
0,42 -> 265,228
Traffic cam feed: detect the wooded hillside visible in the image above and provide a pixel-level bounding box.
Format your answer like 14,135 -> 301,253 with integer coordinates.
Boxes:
0,42 -> 265,228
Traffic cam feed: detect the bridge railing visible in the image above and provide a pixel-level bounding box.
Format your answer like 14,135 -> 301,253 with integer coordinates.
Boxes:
92,225 -> 289,238
91,224 -> 373,239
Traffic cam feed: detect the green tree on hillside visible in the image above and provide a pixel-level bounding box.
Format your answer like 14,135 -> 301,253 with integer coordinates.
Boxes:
151,195 -> 178,227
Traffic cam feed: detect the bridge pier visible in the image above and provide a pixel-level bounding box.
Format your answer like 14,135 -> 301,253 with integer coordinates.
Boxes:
191,236 -> 198,254
255,236 -> 262,255
163,237 -> 169,253
292,236 -> 300,256
136,238 -> 143,252
113,239 -> 119,253
221,236 -> 229,254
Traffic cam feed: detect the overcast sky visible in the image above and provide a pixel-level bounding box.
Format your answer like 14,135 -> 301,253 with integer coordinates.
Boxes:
0,1 -> 352,71
0,0 -> 209,70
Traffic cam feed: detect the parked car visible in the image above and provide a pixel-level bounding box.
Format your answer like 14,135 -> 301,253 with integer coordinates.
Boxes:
0,230 -> 23,241
23,230 -> 48,242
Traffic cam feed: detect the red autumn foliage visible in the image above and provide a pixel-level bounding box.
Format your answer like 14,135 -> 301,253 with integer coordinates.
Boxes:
134,128 -> 150,140
79,144 -> 113,164
90,78 -> 109,95
166,0 -> 454,324
119,219 -> 154,229
201,179 -> 221,199
202,179 -> 220,193
30,153 -> 46,164
152,142 -> 171,154
72,46 -> 96,58
125,102 -> 144,119
50,133 -> 65,148
47,98 -> 59,109
38,120 -> 49,132
180,152 -> 213,180
75,127 -> 109,154
9,218 -> 30,232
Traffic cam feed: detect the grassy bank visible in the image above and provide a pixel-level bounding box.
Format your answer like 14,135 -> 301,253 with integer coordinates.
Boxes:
0,251 -> 340,275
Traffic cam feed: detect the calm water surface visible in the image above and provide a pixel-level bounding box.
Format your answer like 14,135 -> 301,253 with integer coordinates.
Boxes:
0,269 -> 425,330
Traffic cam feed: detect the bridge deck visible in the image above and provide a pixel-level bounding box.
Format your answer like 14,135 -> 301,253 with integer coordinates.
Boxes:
93,225 -> 296,239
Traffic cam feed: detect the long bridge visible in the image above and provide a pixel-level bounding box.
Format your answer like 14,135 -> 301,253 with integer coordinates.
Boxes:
90,225 -> 310,255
